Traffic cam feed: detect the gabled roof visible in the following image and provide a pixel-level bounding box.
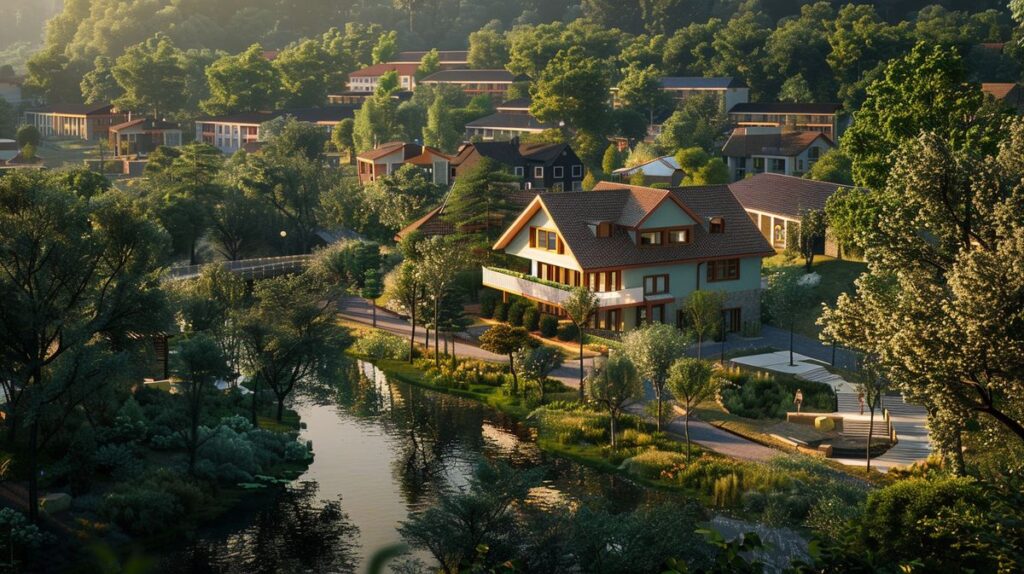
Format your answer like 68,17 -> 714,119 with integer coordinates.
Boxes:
356,142 -> 451,163
111,117 -> 181,132
495,182 -> 773,269
465,112 -> 551,131
450,141 -> 573,167
728,173 -> 852,219
420,69 -> 525,83
722,129 -> 833,158
349,63 -> 421,77
496,98 -> 532,112
728,102 -> 842,115
660,77 -> 746,90
26,103 -> 118,115
612,156 -> 682,178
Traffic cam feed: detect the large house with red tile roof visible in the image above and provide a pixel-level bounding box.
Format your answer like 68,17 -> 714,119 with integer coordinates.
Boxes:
728,173 -> 850,255
418,69 -> 527,101
483,182 -> 773,332
346,63 -> 421,93
981,82 -> 1024,114
355,142 -> 452,184
722,127 -> 834,181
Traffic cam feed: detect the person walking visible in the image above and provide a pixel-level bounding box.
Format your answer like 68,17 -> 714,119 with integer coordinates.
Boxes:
794,389 -> 804,413
857,389 -> 865,415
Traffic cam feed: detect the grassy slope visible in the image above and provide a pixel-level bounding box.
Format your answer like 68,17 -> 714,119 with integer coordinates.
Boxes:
763,254 -> 867,339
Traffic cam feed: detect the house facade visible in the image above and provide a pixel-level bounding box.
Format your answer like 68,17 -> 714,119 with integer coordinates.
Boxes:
981,83 -> 1024,114
109,117 -> 183,157
722,127 -> 834,182
613,77 -> 749,113
347,63 -> 420,93
23,103 -> 127,141
195,106 -> 357,154
728,103 -> 844,140
728,173 -> 847,255
419,70 -> 526,101
450,139 -> 585,191
355,142 -> 452,185
485,182 -> 774,332
390,50 -> 469,69
464,98 -> 552,140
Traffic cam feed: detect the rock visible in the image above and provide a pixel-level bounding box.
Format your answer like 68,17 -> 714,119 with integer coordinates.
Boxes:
40,492 -> 72,515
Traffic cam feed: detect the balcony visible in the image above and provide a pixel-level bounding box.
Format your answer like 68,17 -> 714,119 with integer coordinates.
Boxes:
482,267 -> 644,309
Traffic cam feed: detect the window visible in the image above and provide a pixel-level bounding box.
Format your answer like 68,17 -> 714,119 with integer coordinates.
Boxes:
753,157 -> 765,172
553,166 -> 564,178
640,231 -> 662,246
707,259 -> 740,282
514,166 -> 524,177
808,146 -> 821,161
643,275 -> 669,295
770,158 -> 786,172
534,229 -> 562,252
710,218 -> 725,234
572,180 -> 583,191
668,229 -> 690,244
572,165 -> 583,177
596,222 -> 612,238
551,182 -> 563,192
534,166 -> 544,178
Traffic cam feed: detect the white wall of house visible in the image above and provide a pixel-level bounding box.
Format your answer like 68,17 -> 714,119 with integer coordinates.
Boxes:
504,209 -> 582,272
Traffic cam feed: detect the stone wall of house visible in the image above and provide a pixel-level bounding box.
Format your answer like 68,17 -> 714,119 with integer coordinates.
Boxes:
724,288 -> 762,328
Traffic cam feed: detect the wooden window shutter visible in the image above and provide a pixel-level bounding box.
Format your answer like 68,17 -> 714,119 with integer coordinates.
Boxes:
529,227 -> 536,247
556,236 -> 565,254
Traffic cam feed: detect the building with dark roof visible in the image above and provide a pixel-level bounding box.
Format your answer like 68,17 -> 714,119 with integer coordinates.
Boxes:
347,63 -> 421,92
419,70 -> 527,101
484,181 -> 773,331
728,102 -> 845,140
195,106 -> 358,154
450,138 -> 584,191
613,76 -> 749,113
722,127 -> 834,182
729,173 -> 851,254
327,90 -> 413,105
23,103 -> 127,141
391,50 -> 469,68
464,97 -> 554,140
109,117 -> 183,158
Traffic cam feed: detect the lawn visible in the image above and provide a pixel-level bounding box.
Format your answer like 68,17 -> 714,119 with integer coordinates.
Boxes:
763,253 -> 867,339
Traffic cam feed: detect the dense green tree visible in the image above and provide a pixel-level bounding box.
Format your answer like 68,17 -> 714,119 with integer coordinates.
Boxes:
202,44 -> 280,116
274,39 -> 333,108
530,47 -> 611,134
683,158 -> 729,185
823,184 -> 874,258
479,324 -> 532,393
842,42 -> 1009,190
793,208 -> 827,271
805,147 -> 853,186
417,236 -> 472,365
507,22 -> 568,79
331,118 -> 356,162
825,4 -> 911,111
352,94 -> 401,152
207,186 -> 268,261
415,49 -> 440,80
682,290 -> 725,360
778,74 -> 814,103
442,157 -> 519,239
263,117 -> 329,161
112,34 -> 186,117
615,63 -> 673,126
656,93 -> 727,154
371,31 -> 398,65
174,334 -> 229,475
361,268 -> 384,328
362,164 -> 444,234
709,8 -> 773,99
622,322 -> 691,431
423,92 -> 462,153
24,47 -> 84,103
764,2 -> 835,102
80,56 -> 121,105
675,147 -> 710,174
602,144 -> 625,174
587,355 -> 641,448
468,25 -> 509,69
662,19 -> 723,76
0,171 -> 169,521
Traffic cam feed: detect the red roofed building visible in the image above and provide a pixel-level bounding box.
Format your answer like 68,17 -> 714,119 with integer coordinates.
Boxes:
347,63 -> 421,93
355,142 -> 452,184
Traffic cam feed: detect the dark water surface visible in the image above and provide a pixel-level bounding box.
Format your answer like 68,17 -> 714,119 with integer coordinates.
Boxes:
157,361 -> 669,573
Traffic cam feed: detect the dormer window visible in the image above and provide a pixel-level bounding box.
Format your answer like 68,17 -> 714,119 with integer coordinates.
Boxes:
710,217 -> 725,234
668,229 -> 690,244
596,222 -> 612,238
640,231 -> 662,246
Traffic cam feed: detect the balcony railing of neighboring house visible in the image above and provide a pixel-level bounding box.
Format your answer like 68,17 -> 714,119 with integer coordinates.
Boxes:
482,267 -> 644,309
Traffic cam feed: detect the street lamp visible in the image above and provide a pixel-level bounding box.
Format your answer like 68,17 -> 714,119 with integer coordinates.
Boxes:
720,311 -> 727,365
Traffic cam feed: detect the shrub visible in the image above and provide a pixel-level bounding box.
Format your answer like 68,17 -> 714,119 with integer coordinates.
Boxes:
621,429 -> 655,447
719,367 -> 833,419
539,315 -> 559,337
353,330 -> 410,361
556,323 -> 579,342
479,291 -> 498,318
93,443 -> 144,481
493,303 -> 508,322
507,302 -> 527,326
101,470 -> 206,536
522,307 -> 540,331
622,450 -> 689,480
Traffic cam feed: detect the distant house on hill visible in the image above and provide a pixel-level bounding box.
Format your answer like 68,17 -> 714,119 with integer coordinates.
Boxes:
728,172 -> 850,255
109,117 -> 183,158
195,106 -> 358,154
721,127 -> 834,182
355,142 -> 452,185
613,77 -> 749,113
390,50 -> 469,69
450,138 -> 584,191
327,90 -> 412,106
612,156 -> 684,186
22,103 -> 127,141
464,98 -> 552,140
981,83 -> 1024,114
419,70 -> 527,102
727,102 -> 845,141
347,63 -> 421,93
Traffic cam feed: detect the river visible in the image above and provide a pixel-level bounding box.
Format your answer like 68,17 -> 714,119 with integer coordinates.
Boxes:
156,361 -> 805,573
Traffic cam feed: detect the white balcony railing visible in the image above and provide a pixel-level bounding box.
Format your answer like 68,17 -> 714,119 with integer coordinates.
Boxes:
482,267 -> 644,309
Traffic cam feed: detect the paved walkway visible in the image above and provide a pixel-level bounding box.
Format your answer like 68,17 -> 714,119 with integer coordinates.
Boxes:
699,326 -> 860,370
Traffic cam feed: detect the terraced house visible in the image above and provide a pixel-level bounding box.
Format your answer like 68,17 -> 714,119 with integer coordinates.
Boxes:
484,182 -> 774,332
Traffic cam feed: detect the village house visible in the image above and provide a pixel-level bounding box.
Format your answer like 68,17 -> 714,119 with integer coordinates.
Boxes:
327,90 -> 412,105
346,63 -> 421,93
109,117 -> 183,158
483,182 -> 773,332
613,77 -> 749,113
355,141 -> 452,185
450,138 -> 584,191
418,69 -> 527,101
195,106 -> 357,154
728,173 -> 849,255
728,102 -> 845,140
464,98 -> 552,140
981,82 -> 1024,114
389,50 -> 470,69
722,127 -> 834,182
22,103 -> 127,141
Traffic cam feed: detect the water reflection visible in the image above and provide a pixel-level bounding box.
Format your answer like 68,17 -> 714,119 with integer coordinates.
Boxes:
159,359 -> 675,572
